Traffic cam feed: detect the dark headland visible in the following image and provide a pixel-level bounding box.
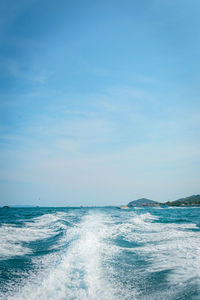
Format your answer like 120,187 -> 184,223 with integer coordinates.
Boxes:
120,195 -> 200,208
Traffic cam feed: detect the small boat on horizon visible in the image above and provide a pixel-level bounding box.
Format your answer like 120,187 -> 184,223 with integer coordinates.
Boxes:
119,205 -> 130,210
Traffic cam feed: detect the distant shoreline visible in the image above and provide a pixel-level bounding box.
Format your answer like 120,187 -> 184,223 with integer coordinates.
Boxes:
123,195 -> 200,208
1,194 -> 200,208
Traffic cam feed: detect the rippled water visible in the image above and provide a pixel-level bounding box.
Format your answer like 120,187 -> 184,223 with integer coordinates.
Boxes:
0,207 -> 200,300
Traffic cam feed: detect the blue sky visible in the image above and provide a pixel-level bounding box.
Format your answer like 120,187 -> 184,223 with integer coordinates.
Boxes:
0,0 -> 200,206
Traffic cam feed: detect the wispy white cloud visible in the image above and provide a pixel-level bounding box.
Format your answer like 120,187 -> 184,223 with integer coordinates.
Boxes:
1,83 -> 200,204
1,137 -> 200,204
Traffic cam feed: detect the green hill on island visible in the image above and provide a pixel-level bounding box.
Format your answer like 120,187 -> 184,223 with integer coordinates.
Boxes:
165,195 -> 200,206
127,198 -> 160,207
125,195 -> 200,207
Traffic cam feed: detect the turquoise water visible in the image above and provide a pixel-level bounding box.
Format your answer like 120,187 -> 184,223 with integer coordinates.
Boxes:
0,207 -> 200,300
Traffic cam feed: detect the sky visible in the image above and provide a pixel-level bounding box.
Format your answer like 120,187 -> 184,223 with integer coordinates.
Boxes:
0,0 -> 200,206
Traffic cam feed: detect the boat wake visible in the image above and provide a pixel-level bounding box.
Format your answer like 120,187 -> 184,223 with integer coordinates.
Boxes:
0,207 -> 200,300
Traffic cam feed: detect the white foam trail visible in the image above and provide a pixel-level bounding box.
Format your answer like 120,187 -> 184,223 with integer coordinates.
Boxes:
109,211 -> 200,284
0,212 -> 68,259
135,222 -> 200,282
3,209 -> 200,300
131,212 -> 158,225
6,212 -> 117,300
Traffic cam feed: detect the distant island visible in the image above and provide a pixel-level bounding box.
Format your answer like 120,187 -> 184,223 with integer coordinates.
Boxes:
127,198 -> 160,207
165,195 -> 200,207
120,195 -> 200,208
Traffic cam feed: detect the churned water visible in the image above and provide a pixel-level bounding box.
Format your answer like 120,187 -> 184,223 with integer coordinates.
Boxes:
0,207 -> 200,300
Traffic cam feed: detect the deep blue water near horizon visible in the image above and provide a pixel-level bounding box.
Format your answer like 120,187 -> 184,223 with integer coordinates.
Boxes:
0,207 -> 200,300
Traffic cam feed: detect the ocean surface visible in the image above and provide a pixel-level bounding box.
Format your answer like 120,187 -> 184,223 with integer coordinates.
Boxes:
0,207 -> 200,300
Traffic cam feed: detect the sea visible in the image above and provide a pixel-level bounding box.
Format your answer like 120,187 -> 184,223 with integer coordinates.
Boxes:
0,206 -> 200,300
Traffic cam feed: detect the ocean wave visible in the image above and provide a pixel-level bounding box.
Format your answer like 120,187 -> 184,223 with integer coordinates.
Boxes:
1,207 -> 200,300
5,212 -> 119,300
0,212 -> 68,259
